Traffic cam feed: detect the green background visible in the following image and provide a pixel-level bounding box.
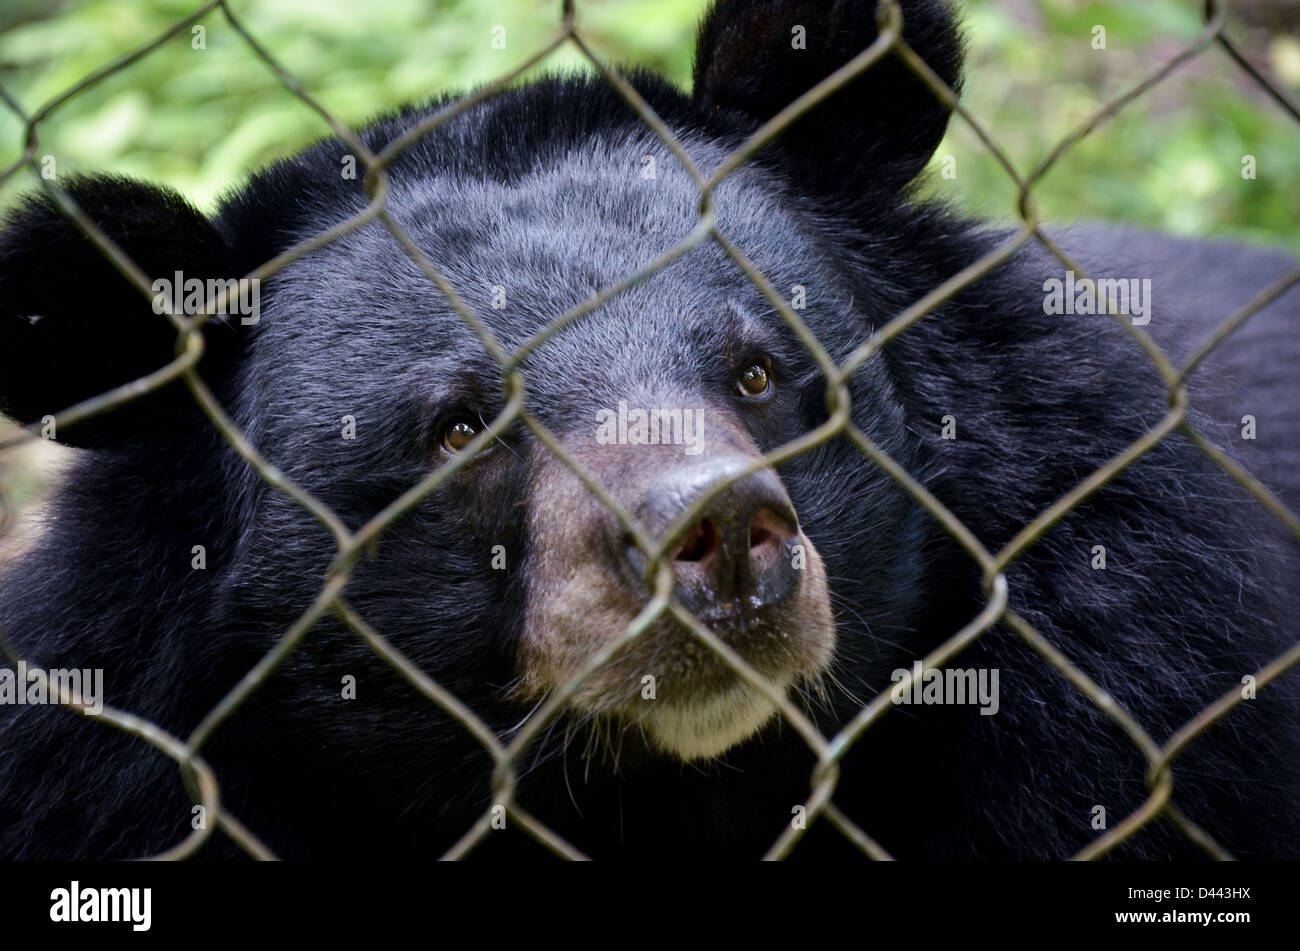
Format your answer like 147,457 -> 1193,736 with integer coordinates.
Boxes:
2,0 -> 1297,247
0,0 -> 1298,517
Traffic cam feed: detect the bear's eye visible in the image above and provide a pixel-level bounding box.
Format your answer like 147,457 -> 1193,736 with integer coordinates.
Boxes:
736,362 -> 772,399
441,416 -> 480,454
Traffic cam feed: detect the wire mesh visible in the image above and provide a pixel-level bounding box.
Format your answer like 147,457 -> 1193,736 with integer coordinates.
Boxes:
0,0 -> 1297,861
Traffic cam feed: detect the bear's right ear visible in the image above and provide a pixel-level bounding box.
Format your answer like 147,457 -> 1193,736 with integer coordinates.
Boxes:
693,0 -> 964,198
0,176 -> 242,449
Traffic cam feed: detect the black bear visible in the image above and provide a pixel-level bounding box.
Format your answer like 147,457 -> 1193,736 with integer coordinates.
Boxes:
1,0 -> 1297,860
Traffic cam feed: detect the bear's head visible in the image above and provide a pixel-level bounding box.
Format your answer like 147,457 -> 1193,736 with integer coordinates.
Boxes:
0,0 -> 964,768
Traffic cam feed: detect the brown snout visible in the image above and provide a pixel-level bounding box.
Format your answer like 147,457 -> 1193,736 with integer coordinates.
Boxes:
519,426 -> 836,760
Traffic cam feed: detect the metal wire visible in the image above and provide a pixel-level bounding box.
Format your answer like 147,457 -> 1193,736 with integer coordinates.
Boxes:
0,0 -> 1297,861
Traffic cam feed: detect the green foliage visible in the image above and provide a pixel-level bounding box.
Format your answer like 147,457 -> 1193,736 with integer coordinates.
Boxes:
0,0 -> 1296,250
0,0 -> 709,208
0,0 -> 1296,517
930,0 -> 1300,251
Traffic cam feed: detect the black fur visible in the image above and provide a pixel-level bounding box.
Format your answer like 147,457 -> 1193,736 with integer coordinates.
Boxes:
0,0 -> 1297,860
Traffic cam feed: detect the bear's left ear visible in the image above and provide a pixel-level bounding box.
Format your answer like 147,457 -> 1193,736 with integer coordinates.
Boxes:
0,176 -> 243,449
693,0 -> 964,197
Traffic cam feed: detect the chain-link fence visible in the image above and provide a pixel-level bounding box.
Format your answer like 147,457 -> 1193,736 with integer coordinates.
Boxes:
0,0 -> 1298,861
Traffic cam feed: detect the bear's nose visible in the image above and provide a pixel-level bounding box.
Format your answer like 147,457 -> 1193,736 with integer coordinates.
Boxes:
627,456 -> 801,619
